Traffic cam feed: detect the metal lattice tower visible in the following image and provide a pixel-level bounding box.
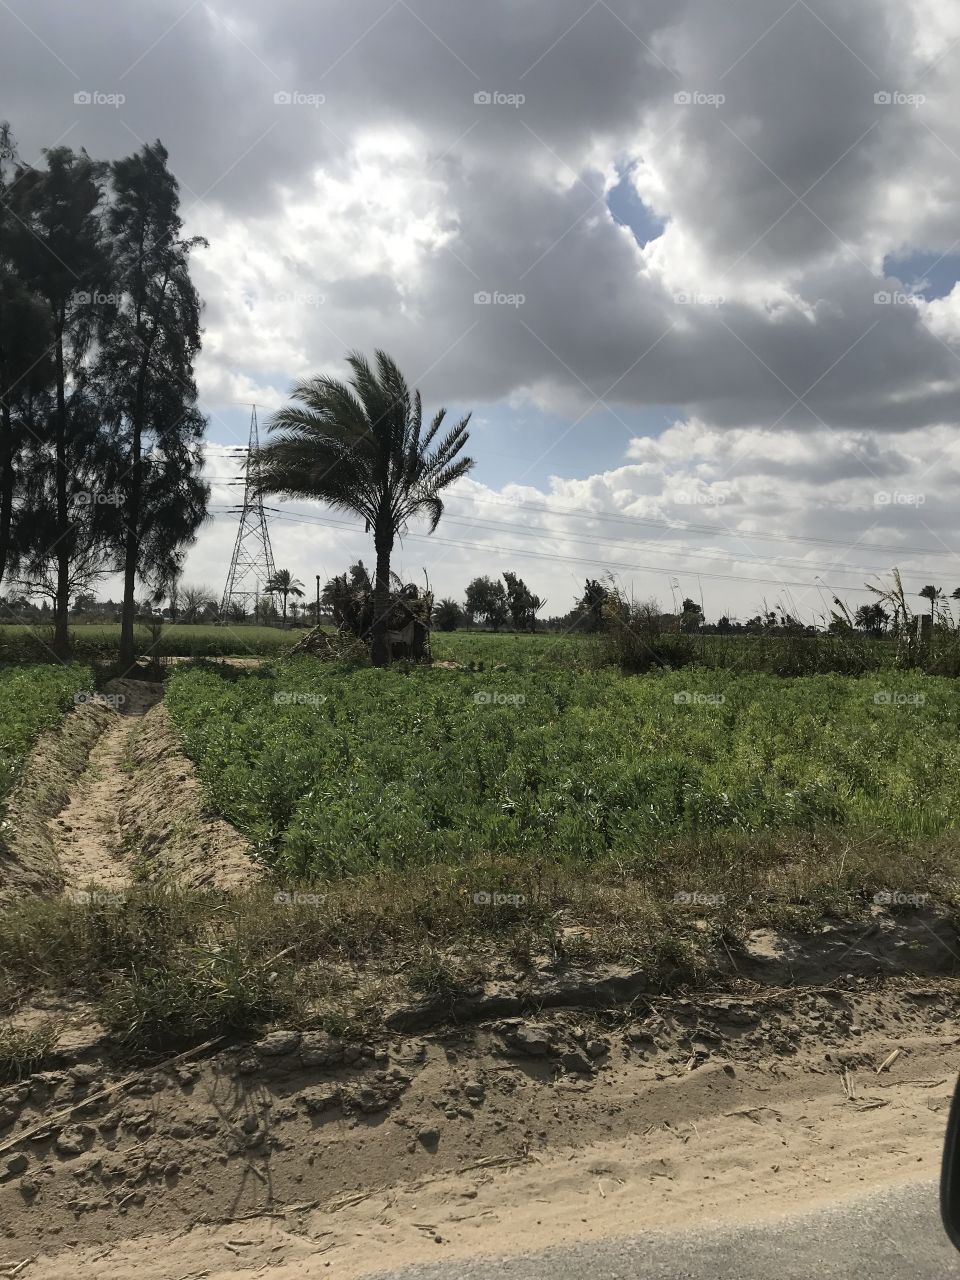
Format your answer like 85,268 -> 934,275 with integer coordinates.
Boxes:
220,406 -> 277,618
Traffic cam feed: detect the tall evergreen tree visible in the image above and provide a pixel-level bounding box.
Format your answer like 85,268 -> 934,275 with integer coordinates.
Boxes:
15,385 -> 115,611
502,571 -> 544,632
6,146 -> 109,653
97,141 -> 208,670
0,124 -> 55,589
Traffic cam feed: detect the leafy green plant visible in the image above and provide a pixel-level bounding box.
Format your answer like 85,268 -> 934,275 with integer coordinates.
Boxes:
165,661 -> 960,876
0,663 -> 94,809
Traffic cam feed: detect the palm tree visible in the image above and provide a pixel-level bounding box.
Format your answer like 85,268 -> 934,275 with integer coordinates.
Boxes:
919,584 -> 943,624
264,568 -> 304,628
256,350 -> 474,665
854,601 -> 888,636
434,597 -> 464,632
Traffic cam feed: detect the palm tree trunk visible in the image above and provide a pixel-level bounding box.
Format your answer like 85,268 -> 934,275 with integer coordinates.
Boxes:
370,526 -> 393,667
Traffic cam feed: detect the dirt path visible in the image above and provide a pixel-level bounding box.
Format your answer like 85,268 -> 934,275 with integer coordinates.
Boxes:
50,680 -> 163,895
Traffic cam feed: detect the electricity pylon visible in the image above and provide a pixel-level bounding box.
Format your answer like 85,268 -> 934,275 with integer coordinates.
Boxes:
220,406 -> 277,619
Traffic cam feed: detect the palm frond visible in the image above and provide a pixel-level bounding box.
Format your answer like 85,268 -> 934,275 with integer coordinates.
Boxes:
258,352 -> 475,623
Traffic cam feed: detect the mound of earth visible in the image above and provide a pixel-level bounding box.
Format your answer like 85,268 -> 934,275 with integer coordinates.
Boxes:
119,702 -> 260,891
0,700 -> 114,905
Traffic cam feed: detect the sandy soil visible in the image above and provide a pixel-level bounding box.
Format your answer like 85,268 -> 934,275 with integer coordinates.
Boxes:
117,701 -> 260,891
50,682 -> 163,896
44,681 -> 257,895
1,979 -> 957,1279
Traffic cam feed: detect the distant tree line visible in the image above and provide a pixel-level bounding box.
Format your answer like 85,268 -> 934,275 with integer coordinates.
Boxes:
14,565 -> 960,637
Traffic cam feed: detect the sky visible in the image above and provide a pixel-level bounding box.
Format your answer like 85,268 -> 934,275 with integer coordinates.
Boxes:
4,0 -> 960,621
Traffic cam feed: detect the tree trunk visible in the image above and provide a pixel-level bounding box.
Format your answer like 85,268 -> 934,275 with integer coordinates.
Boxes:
54,318 -> 70,657
117,409 -> 142,671
370,527 -> 393,667
0,388 -> 12,592
119,281 -> 162,672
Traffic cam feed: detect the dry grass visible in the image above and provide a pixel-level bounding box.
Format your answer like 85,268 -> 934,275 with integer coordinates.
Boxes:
0,828 -> 956,1051
0,1018 -> 62,1082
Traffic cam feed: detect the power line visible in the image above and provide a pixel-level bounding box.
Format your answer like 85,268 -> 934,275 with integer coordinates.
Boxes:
206,497 -> 947,582
202,458 -> 960,562
214,505 -> 901,596
409,511 -> 910,579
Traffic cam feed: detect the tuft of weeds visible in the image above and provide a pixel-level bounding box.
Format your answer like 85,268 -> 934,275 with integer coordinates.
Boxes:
0,1018 -> 61,1082
404,947 -> 486,1001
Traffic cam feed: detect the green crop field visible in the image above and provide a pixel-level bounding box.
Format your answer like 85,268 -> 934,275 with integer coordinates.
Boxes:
0,622 -> 591,665
164,659 -> 959,878
0,622 -> 302,663
0,621 -> 917,677
0,664 -> 94,807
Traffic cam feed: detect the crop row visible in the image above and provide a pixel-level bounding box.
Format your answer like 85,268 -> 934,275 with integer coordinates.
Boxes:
0,664 -> 95,807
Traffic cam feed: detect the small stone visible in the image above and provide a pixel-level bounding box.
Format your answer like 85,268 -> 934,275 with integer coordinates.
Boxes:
69,1064 -> 100,1087
19,1177 -> 39,1199
357,1087 -> 392,1114
506,1025 -> 552,1056
560,1050 -> 594,1075
463,1082 -> 485,1103
4,1153 -> 28,1177
302,1086 -> 339,1114
627,1030 -> 656,1048
417,1126 -> 440,1150
55,1125 -> 94,1158
300,1031 -> 344,1069
254,1030 -> 301,1057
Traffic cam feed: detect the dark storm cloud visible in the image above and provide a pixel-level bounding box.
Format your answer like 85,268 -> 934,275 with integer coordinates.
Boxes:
3,0 -> 960,436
